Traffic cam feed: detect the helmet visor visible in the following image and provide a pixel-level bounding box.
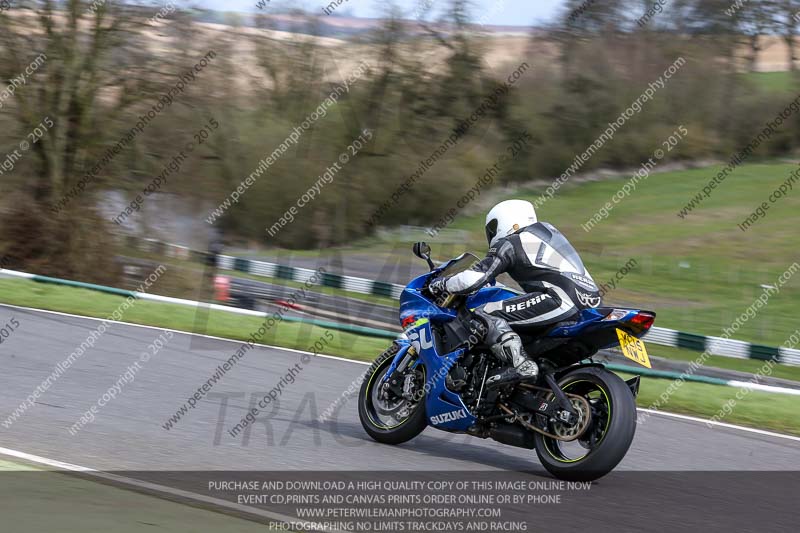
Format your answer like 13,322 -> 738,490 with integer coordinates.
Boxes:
485,219 -> 498,246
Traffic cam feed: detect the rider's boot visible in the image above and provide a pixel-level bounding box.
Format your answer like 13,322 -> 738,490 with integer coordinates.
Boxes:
485,331 -> 538,387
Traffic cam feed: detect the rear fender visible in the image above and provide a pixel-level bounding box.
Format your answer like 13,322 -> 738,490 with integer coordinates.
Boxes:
625,375 -> 640,398
554,363 -> 640,398
553,362 -> 605,380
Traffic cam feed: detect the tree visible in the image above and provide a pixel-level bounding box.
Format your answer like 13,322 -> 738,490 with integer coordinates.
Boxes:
553,0 -> 631,78
737,1 -> 781,72
0,1 -> 169,281
776,0 -> 800,70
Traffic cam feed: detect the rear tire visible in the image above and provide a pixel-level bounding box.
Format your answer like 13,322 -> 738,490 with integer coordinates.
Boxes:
534,366 -> 636,481
358,345 -> 427,445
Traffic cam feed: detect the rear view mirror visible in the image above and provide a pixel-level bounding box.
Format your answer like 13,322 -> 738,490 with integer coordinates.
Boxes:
413,242 -> 431,258
412,242 -> 435,271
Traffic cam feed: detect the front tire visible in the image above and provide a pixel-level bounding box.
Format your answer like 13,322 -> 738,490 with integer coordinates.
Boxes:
534,366 -> 637,481
358,345 -> 427,445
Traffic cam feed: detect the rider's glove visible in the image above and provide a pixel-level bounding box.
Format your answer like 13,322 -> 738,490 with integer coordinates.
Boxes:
429,277 -> 448,296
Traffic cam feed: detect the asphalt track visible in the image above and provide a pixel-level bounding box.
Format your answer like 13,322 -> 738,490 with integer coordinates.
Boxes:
1,304 -> 798,530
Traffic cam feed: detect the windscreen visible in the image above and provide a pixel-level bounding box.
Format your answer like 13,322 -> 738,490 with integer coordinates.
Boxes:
438,253 -> 481,278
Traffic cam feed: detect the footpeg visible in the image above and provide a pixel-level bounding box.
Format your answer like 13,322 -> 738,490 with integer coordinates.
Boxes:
486,361 -> 538,388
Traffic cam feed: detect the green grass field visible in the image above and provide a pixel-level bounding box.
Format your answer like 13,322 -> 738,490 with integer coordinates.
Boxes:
341,160 -> 800,350
743,71 -> 798,92
645,344 -> 800,382
620,372 -> 800,436
1,278 -> 798,436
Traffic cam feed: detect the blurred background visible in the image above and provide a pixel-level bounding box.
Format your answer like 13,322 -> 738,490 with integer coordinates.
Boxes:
1,0 -> 799,347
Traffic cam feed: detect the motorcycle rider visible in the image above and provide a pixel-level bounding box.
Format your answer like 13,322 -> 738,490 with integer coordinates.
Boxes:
429,199 -> 602,386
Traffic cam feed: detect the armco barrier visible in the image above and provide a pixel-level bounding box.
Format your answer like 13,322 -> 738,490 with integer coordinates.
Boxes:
12,248 -> 800,366
212,254 -> 800,366
2,267 -> 800,395
215,254 -> 405,299
0,269 -> 399,340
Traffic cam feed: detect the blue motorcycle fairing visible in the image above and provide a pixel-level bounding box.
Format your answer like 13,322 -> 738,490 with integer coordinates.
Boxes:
388,256 -> 653,433
399,273 -> 458,326
399,254 -> 481,327
465,285 -> 521,310
546,308 -> 642,349
391,320 -> 476,432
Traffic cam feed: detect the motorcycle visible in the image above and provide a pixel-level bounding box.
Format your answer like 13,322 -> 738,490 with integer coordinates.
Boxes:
358,242 -> 655,481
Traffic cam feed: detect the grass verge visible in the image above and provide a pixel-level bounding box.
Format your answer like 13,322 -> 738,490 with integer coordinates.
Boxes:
0,278 -> 389,362
645,344 -> 800,382
621,372 -> 800,437
0,278 -> 797,436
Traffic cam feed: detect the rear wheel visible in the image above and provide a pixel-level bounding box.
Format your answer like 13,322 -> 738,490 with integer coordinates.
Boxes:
358,345 -> 427,445
534,366 -> 636,481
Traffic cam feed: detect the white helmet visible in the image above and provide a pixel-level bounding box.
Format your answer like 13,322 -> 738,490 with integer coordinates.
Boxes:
485,199 -> 537,246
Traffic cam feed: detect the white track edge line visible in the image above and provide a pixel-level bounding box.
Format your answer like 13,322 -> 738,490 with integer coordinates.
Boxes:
0,445 -> 345,532
727,380 -> 800,396
636,409 -> 800,442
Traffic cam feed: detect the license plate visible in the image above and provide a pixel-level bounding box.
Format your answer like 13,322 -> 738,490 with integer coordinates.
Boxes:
616,328 -> 652,369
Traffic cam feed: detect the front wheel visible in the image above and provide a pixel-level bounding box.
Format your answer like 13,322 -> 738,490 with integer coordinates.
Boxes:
534,366 -> 637,481
358,345 -> 428,445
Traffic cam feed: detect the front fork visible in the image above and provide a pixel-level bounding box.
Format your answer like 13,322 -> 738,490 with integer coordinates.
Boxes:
381,341 -> 417,399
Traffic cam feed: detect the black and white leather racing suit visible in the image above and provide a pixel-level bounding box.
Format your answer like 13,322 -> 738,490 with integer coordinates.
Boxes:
431,222 -> 602,384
